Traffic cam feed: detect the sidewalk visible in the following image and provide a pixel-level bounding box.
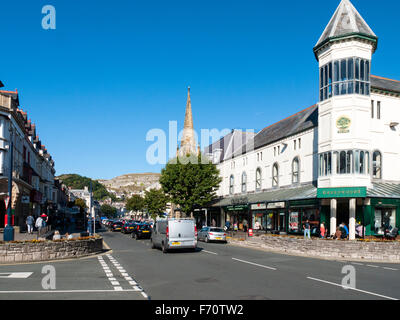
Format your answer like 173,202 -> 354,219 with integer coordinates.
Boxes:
228,234 -> 400,263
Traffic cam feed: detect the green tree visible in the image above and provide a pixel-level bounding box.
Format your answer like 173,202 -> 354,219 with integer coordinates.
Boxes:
100,204 -> 118,218
144,189 -> 168,220
159,154 -> 222,216
126,195 -> 145,213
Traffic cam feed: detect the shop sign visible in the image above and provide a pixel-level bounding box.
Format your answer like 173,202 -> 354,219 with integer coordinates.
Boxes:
336,116 -> 351,133
317,187 -> 367,198
21,195 -> 30,204
267,202 -> 285,209
289,212 -> 299,232
226,205 -> 248,211
251,203 -> 267,210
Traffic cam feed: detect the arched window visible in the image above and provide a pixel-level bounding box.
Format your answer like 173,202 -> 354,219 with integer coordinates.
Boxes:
241,172 -> 247,193
365,151 -> 370,174
292,157 -> 300,183
229,175 -> 234,195
373,151 -> 382,179
272,163 -> 279,187
339,151 -> 346,174
255,168 -> 262,191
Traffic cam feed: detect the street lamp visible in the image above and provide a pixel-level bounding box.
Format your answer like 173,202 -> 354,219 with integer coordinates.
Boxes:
3,124 -> 14,241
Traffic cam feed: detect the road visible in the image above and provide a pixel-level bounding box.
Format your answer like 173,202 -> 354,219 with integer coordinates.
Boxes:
0,229 -> 399,300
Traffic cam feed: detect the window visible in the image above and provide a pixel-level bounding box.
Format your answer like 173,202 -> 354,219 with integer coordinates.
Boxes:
229,175 -> 234,195
298,138 -> 301,149
292,157 -> 300,184
372,151 -> 382,179
377,101 -> 381,119
320,57 -> 370,101
272,163 -> 279,187
374,208 -> 396,234
241,172 -> 247,193
255,168 -> 262,191
274,147 -> 276,157
371,100 -> 374,118
294,140 -> 296,150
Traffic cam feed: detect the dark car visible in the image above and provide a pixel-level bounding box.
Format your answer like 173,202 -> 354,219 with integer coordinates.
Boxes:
121,222 -> 136,234
110,221 -> 123,232
131,223 -> 152,239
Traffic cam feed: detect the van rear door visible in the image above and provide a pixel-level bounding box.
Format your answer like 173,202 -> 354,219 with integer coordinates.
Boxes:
168,219 -> 196,248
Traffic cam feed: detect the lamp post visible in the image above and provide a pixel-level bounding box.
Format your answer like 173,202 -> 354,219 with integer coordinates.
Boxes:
3,124 -> 14,241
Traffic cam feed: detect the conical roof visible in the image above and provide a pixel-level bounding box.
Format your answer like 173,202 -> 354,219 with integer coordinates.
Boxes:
314,0 -> 377,55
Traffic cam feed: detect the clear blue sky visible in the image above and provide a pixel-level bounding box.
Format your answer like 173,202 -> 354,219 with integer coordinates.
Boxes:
1,0 -> 399,180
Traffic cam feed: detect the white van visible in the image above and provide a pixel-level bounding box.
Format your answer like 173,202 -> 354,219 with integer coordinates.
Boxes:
151,218 -> 197,253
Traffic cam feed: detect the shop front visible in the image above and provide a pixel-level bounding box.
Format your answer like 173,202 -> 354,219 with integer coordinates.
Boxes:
225,204 -> 250,231
250,203 -> 267,232
366,198 -> 400,237
288,199 -> 320,235
266,201 -> 286,234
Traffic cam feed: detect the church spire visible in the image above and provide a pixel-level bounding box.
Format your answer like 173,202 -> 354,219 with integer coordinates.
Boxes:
178,86 -> 198,157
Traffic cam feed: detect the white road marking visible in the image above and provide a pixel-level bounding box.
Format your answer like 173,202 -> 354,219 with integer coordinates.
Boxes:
114,286 -> 123,291
0,289 -> 147,294
0,272 -> 33,279
366,265 -> 379,268
307,277 -> 398,300
351,262 -> 364,265
202,250 -> 218,255
141,292 -> 149,299
232,258 -> 277,271
383,267 -> 398,271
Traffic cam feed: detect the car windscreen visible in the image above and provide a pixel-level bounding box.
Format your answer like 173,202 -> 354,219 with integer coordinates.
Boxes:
209,228 -> 224,232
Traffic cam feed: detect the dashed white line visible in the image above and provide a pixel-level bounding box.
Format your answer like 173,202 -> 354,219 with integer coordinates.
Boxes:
231,258 -> 276,270
383,267 -> 398,271
202,250 -> 218,255
366,265 -> 379,268
307,276 -> 398,300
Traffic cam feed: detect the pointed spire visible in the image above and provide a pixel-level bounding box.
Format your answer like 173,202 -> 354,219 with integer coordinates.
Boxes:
178,86 -> 198,157
314,0 -> 377,57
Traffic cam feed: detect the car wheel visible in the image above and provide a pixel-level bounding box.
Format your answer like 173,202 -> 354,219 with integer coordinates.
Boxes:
131,232 -> 134,238
162,242 -> 167,253
205,236 -> 209,243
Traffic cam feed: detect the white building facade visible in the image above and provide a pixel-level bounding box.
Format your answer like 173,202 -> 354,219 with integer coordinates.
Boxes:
206,0 -> 400,240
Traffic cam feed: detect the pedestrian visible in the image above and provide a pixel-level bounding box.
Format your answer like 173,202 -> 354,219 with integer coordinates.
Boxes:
304,219 -> 311,240
52,230 -> 61,240
320,222 -> 326,239
26,214 -> 35,234
242,218 -> 248,232
341,222 -> 349,239
212,218 -> 216,227
35,215 -> 44,236
225,220 -> 230,231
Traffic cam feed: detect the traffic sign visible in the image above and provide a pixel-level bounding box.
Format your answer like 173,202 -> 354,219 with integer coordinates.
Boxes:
4,196 -> 10,210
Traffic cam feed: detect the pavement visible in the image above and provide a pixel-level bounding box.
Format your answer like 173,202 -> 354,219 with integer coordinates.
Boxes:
0,229 -> 399,300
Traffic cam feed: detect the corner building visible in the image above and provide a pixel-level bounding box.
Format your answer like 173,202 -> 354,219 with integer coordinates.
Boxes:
206,0 -> 400,239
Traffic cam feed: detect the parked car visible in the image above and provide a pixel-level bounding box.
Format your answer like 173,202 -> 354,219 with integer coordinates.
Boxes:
197,227 -> 227,243
110,221 -> 123,232
151,218 -> 197,253
131,223 -> 152,239
121,222 -> 136,234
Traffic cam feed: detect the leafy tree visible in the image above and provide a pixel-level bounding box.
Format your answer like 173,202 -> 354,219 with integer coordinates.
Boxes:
126,195 -> 145,213
144,189 -> 168,220
74,198 -> 87,209
100,204 -> 117,218
159,154 -> 222,217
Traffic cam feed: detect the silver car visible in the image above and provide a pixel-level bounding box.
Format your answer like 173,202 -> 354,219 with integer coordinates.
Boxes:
198,227 -> 227,243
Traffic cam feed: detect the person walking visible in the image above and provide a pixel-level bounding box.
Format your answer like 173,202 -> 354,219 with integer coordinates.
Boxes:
243,218 -> 248,233
304,220 -> 311,240
35,215 -> 44,237
320,222 -> 326,239
26,214 -> 35,234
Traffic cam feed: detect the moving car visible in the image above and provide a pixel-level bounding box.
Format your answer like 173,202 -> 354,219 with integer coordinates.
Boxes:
131,223 -> 152,239
121,222 -> 136,234
197,227 -> 227,243
151,218 -> 197,253
110,221 -> 123,232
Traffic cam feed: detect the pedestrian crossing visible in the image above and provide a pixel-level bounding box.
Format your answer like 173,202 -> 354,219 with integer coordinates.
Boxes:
97,254 -> 149,299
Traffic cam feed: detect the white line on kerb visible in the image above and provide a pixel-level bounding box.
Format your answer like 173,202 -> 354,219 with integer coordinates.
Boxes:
232,258 -> 276,270
202,250 -> 218,255
307,277 -> 398,300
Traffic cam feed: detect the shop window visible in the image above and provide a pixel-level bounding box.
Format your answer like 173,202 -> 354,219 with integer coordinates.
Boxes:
373,151 -> 382,179
229,175 -> 234,195
255,168 -> 262,191
292,157 -> 300,184
241,172 -> 247,193
272,163 -> 279,187
374,208 -> 396,234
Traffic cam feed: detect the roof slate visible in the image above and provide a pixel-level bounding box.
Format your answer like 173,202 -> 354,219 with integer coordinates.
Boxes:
371,76 -> 400,94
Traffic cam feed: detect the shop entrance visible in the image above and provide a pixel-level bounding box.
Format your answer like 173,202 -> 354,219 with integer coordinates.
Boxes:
337,200 -> 350,226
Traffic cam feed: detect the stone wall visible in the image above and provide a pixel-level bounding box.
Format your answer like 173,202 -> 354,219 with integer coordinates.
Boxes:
234,235 -> 400,262
0,238 -> 103,264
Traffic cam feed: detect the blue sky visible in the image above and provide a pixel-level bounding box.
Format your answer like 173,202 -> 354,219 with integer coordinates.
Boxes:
1,0 -> 399,179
